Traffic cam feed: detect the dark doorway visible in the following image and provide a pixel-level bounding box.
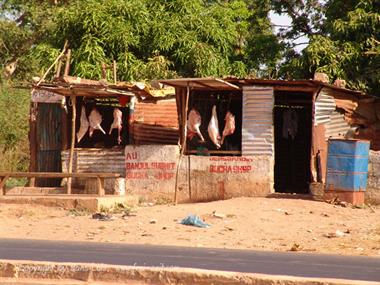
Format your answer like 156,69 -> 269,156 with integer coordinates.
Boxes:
274,91 -> 312,194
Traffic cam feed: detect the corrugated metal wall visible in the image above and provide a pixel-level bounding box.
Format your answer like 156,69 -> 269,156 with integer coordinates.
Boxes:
314,91 -> 336,125
36,103 -> 63,186
242,86 -> 274,155
61,149 -> 125,175
132,99 -> 179,145
325,111 -> 351,139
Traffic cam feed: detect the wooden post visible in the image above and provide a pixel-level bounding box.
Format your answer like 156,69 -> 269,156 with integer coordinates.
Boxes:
64,49 -> 71,76
0,175 -> 9,196
67,94 -> 76,194
97,176 -> 105,196
29,177 -> 35,187
174,83 -> 190,204
101,63 -> 107,80
113,60 -> 117,84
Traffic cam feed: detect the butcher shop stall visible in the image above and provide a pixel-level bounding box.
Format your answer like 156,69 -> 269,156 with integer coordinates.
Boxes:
121,77 -> 379,203
28,75 -> 380,203
29,76 -> 177,195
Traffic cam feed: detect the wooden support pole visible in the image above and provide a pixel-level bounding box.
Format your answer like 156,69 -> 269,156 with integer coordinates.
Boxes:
67,94 -> 76,194
28,177 -> 35,187
113,60 -> 117,84
0,175 -> 9,196
97,176 -> 105,196
64,49 -> 71,76
174,84 -> 190,204
101,63 -> 107,80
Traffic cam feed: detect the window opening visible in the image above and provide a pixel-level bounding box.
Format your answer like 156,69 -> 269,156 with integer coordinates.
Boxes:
186,90 -> 242,156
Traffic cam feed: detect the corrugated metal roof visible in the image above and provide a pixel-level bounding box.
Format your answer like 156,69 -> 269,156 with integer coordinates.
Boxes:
159,78 -> 240,91
225,78 -> 365,96
34,76 -> 175,99
242,86 -> 274,155
315,90 -> 336,125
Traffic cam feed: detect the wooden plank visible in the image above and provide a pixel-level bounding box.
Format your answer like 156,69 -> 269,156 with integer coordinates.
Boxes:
0,172 -> 121,178
186,150 -> 242,155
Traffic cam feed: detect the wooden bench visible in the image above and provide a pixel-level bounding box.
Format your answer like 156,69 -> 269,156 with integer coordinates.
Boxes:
0,172 -> 121,196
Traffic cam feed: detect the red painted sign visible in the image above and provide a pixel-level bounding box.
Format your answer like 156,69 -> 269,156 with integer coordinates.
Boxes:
125,152 -> 176,180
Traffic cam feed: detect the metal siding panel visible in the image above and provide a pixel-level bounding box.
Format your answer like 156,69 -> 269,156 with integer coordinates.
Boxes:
133,99 -> 179,144
62,149 -> 125,175
242,86 -> 274,155
36,103 -> 62,150
315,91 -> 336,125
37,150 -> 62,186
325,111 -> 351,139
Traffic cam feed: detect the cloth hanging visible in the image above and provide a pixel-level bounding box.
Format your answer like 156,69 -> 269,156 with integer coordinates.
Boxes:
282,108 -> 298,139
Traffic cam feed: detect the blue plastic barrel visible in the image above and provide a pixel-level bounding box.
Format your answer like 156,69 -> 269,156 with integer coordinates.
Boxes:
326,139 -> 370,192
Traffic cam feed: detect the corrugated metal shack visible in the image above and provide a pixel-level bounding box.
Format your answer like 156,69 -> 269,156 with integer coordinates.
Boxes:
30,76 -> 178,193
29,75 -> 379,202
123,77 -> 379,202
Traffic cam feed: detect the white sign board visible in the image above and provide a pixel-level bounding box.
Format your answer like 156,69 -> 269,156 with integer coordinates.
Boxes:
31,89 -> 65,103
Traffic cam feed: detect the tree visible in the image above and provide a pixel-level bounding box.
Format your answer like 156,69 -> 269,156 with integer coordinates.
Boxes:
0,0 -> 283,82
276,0 -> 379,96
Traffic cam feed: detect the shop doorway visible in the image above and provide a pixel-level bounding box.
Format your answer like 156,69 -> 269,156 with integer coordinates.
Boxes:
274,91 -> 312,193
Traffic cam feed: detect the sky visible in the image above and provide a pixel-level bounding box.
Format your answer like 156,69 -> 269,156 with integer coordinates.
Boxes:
269,11 -> 309,52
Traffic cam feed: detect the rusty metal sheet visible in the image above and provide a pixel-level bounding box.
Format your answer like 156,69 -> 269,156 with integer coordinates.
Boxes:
61,149 -> 125,175
132,99 -> 179,144
325,111 -> 350,140
133,123 -> 179,145
134,99 -> 178,128
242,86 -> 274,155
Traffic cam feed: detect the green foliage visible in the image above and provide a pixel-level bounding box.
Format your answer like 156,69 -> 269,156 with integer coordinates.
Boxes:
0,83 -> 30,171
277,0 -> 380,96
0,0 -> 282,81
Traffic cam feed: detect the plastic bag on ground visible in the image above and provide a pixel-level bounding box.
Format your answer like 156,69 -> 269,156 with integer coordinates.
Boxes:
180,214 -> 210,228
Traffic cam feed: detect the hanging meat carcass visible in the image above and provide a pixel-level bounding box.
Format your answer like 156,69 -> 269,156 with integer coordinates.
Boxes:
109,108 -> 123,144
208,105 -> 221,149
88,108 -> 106,137
187,108 -> 205,141
76,106 -> 89,142
221,111 -> 235,145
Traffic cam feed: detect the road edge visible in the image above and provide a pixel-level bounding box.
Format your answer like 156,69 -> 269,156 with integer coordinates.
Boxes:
0,259 -> 379,285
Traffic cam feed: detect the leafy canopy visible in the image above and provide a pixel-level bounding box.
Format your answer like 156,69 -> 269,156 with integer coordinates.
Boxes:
0,0 -> 281,81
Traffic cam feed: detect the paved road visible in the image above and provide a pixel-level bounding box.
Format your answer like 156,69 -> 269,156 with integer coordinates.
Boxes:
0,238 -> 379,282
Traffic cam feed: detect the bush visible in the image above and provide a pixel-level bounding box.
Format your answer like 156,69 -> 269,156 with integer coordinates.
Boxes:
0,83 -> 30,172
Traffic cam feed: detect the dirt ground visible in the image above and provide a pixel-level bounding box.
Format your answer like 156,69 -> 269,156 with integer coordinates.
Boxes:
0,197 -> 379,256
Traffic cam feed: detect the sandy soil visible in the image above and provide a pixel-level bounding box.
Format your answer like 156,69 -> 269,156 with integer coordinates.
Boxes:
0,197 -> 379,256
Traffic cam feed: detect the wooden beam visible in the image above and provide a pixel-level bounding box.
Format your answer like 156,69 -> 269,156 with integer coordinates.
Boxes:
186,150 -> 242,155
0,172 -> 121,178
67,94 -> 76,194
